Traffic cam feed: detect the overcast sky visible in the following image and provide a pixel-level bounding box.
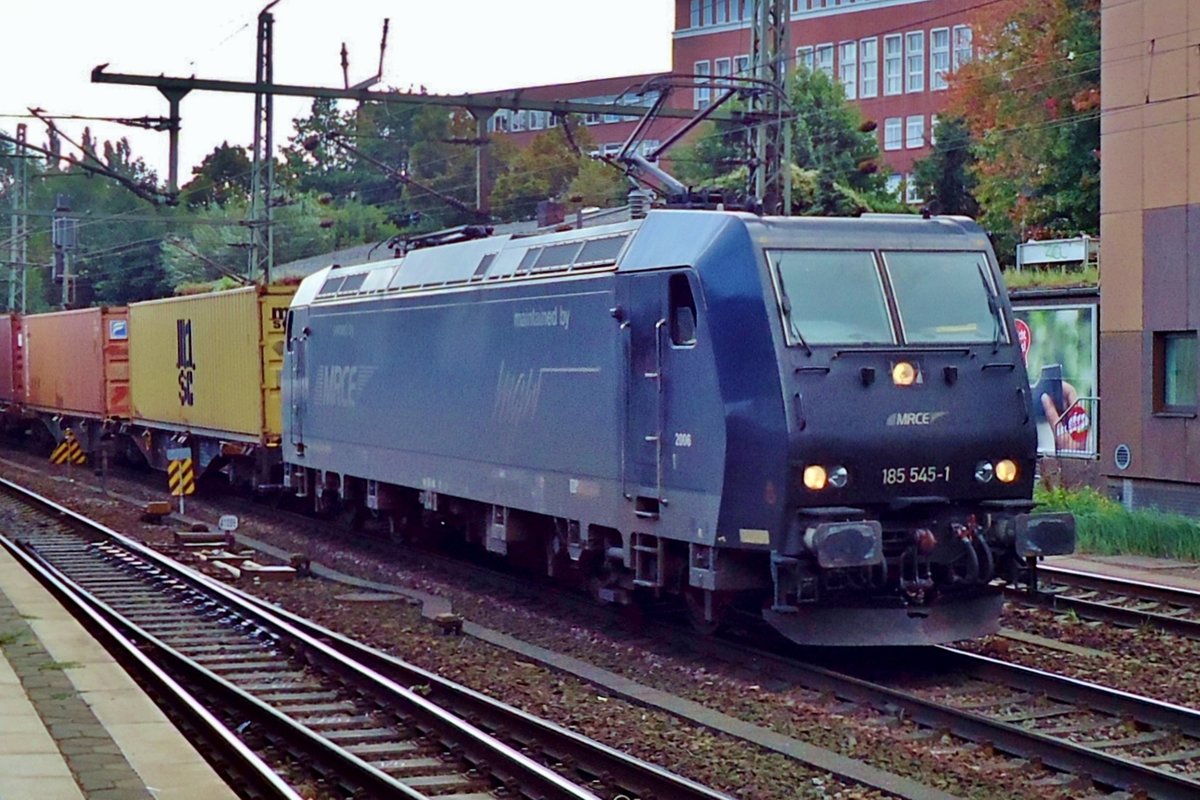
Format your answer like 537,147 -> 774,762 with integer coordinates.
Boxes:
0,0 -> 674,181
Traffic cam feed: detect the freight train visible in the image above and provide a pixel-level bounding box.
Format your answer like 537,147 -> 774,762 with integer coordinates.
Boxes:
0,210 -> 1074,646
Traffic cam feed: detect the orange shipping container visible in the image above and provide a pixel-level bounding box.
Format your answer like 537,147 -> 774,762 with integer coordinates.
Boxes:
24,308 -> 130,418
128,285 -> 294,441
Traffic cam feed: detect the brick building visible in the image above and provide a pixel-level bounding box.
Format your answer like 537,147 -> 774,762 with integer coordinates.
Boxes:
492,0 -> 977,202
1099,0 -> 1200,513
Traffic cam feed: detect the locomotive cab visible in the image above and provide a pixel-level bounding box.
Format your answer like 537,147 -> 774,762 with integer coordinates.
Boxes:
740,215 -> 1075,645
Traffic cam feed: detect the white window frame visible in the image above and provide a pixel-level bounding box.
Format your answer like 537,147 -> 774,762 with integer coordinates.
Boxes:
905,31 -> 925,94
886,174 -> 902,199
716,0 -> 728,24
838,41 -> 857,99
905,173 -> 923,204
694,61 -> 712,109
715,57 -> 733,87
931,28 -> 950,91
859,37 -> 878,99
906,115 -> 925,149
796,46 -> 814,73
953,25 -> 974,71
511,110 -> 526,132
690,0 -> 701,28
930,114 -> 939,146
884,117 -> 902,151
883,34 -> 902,96
815,43 -> 834,80
735,54 -> 751,78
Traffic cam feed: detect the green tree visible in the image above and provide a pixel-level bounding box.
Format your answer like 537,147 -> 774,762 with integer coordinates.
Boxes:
181,143 -> 253,208
911,116 -> 979,217
949,0 -> 1100,261
489,123 -> 598,221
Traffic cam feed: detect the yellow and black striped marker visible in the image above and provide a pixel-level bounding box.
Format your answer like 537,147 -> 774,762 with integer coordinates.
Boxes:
50,432 -> 86,466
168,458 -> 196,496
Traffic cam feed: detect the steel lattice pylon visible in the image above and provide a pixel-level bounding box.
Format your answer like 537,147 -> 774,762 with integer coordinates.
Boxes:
750,0 -> 792,215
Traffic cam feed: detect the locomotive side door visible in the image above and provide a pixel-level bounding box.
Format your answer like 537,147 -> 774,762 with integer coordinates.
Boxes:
286,309 -> 305,450
620,269 -> 703,516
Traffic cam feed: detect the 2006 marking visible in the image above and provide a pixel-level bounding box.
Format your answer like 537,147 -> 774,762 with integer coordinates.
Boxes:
882,465 -> 951,485
674,432 -> 694,447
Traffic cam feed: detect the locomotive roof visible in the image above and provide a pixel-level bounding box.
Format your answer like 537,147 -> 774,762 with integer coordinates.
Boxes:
291,210 -> 991,307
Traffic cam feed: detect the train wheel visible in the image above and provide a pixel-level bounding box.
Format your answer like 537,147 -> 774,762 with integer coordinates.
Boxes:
684,588 -> 726,636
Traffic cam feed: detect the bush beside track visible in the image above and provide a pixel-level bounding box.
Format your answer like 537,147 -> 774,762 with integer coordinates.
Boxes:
1035,485 -> 1200,561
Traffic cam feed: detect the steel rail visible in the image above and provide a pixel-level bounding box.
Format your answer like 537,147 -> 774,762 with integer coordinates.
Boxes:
0,475 -> 732,800
1009,565 -> 1200,638
0,533 -> 304,800
789,645 -> 1200,800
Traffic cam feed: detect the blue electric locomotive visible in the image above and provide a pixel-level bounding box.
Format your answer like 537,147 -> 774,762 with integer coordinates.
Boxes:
280,209 -> 1074,646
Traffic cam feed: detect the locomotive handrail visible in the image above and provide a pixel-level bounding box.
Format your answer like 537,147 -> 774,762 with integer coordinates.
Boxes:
654,317 -> 667,503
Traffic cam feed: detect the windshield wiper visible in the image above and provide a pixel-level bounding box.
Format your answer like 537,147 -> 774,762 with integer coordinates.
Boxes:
978,264 -> 1004,353
774,260 -> 812,356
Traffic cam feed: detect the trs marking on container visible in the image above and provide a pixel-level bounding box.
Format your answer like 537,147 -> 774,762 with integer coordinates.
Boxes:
176,318 -> 195,406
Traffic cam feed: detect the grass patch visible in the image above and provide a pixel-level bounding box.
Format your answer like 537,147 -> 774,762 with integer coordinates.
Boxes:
1003,265 -> 1099,290
1035,485 -> 1200,561
0,629 -> 27,646
37,660 -> 82,672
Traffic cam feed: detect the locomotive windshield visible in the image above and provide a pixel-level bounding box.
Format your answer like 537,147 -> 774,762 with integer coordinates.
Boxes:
884,251 -> 1006,344
769,250 -> 895,345
769,248 -> 1005,347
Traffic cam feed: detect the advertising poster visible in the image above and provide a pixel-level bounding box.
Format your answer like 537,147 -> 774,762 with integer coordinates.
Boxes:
1012,304 -> 1098,457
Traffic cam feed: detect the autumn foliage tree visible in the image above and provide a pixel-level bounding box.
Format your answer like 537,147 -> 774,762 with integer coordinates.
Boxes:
947,0 -> 1100,261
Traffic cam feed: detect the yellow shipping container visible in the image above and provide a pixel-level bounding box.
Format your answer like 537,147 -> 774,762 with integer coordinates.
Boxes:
128,285 -> 295,440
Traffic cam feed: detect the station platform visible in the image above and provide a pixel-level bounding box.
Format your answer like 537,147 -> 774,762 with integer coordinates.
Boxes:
1047,553 -> 1200,593
0,545 -> 240,800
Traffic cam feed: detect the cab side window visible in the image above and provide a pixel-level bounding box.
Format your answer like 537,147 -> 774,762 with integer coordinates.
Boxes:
669,273 -> 697,346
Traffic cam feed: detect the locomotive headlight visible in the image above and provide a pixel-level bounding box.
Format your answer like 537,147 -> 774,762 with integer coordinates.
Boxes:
974,461 -> 995,483
891,361 -> 917,386
996,459 -> 1019,483
828,466 -> 849,488
803,465 -> 828,490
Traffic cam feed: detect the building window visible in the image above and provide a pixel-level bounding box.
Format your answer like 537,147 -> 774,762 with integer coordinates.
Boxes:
640,140 -> 660,158
1155,332 -> 1198,412
796,46 -> 814,73
931,28 -> 950,90
906,32 -> 924,93
716,0 -> 728,24
929,114 -> 939,146
953,25 -> 973,71
859,37 -> 878,98
815,43 -> 834,80
530,110 -> 547,130
905,174 -> 923,204
715,57 -> 732,87
906,115 -> 925,148
511,110 -> 526,132
735,54 -> 751,77
884,117 -> 902,151
691,0 -> 701,28
838,41 -> 857,99
694,61 -> 712,108
883,34 -> 902,95
886,174 -> 902,199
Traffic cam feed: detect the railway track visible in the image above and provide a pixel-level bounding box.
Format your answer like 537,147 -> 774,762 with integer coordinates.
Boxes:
1009,565 -> 1200,639
206,489 -> 1200,798
0,476 -> 733,800
803,645 -> 1200,800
